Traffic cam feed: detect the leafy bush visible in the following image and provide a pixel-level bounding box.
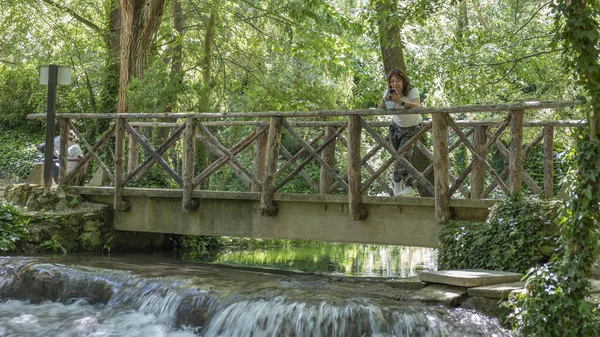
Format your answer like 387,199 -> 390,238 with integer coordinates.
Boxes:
506,263 -> 599,337
0,127 -> 44,180
0,202 -> 29,251
506,137 -> 600,336
438,194 -> 560,273
0,64 -> 45,129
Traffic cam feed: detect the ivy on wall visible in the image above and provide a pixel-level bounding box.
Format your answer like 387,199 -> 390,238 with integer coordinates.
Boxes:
438,194 -> 560,273
0,202 -> 29,252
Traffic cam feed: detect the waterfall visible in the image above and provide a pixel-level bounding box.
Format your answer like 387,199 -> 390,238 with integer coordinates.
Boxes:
0,256 -> 513,336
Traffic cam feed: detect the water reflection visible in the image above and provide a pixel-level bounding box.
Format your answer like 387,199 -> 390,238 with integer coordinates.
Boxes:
209,243 -> 437,277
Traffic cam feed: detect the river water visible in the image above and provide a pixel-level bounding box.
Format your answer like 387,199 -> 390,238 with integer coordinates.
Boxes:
0,246 -> 513,337
210,244 -> 437,278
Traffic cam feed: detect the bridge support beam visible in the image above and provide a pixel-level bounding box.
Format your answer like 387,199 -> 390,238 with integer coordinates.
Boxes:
260,117 -> 283,216
348,116 -> 368,220
433,112 -> 450,224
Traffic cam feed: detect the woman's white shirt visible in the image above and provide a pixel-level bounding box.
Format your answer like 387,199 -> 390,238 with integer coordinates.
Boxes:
67,144 -> 83,172
382,87 -> 422,127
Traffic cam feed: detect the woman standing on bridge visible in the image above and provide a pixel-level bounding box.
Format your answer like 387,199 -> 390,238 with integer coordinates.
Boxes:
378,68 -> 421,197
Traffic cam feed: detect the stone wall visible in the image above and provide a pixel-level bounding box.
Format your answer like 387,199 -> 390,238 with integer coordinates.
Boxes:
4,184 -> 112,253
3,184 -> 172,254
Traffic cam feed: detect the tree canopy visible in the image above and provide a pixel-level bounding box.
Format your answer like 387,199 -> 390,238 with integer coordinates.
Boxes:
0,0 -> 585,122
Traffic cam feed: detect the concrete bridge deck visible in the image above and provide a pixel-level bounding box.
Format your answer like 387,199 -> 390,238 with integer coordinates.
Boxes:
75,186 -> 494,248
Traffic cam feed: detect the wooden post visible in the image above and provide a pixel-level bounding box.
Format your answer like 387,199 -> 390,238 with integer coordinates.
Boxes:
320,126 -> 336,194
509,110 -> 524,194
182,117 -> 199,213
432,112 -> 450,224
260,117 -> 283,216
470,126 -> 486,199
114,118 -> 130,211
58,118 -> 70,185
543,125 -> 554,198
252,127 -> 268,192
127,128 -> 139,174
347,116 -> 368,220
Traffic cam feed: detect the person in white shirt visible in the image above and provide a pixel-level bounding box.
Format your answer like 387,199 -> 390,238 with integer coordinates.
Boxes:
38,130 -> 79,177
67,136 -> 83,172
378,68 -> 421,197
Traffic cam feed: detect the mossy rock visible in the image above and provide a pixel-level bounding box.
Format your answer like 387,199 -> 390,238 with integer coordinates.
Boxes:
22,202 -> 112,253
4,184 -> 34,205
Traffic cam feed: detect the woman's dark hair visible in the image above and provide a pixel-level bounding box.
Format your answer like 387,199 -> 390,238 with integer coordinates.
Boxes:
386,68 -> 413,97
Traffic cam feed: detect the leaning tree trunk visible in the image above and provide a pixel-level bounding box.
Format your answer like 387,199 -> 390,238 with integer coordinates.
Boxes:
374,0 -> 405,75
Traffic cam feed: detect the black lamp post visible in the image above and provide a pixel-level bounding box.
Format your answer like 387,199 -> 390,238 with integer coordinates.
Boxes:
39,65 -> 71,192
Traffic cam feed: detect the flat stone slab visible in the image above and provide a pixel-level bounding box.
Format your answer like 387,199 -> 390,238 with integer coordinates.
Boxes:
419,269 -> 524,287
468,282 -> 525,299
384,276 -> 427,290
405,284 -> 468,306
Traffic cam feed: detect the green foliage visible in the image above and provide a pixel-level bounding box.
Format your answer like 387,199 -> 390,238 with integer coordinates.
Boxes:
410,1 -> 578,107
0,127 -> 44,180
506,263 -> 599,337
506,2 -> 600,336
41,235 -> 68,255
102,234 -> 114,255
0,64 -> 45,129
170,235 -> 229,260
551,0 -> 600,116
438,194 -> 560,273
523,141 -> 576,195
127,60 -> 181,112
507,137 -> 600,336
0,202 -> 29,251
129,166 -> 180,189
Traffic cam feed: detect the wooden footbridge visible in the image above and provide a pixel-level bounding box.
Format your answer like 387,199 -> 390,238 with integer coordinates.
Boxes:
28,101 -> 581,247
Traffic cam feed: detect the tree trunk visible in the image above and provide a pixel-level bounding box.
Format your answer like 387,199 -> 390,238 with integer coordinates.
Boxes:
456,0 -> 469,42
155,0 -> 185,161
203,11 -> 216,86
118,0 -> 166,173
195,10 -> 217,188
374,0 -> 405,75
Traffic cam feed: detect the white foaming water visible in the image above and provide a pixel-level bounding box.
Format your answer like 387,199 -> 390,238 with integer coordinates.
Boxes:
0,299 -> 198,337
201,297 -> 512,337
0,256 -> 513,337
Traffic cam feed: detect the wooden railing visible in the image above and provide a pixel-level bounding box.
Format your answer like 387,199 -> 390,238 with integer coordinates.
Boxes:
28,100 -> 582,224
